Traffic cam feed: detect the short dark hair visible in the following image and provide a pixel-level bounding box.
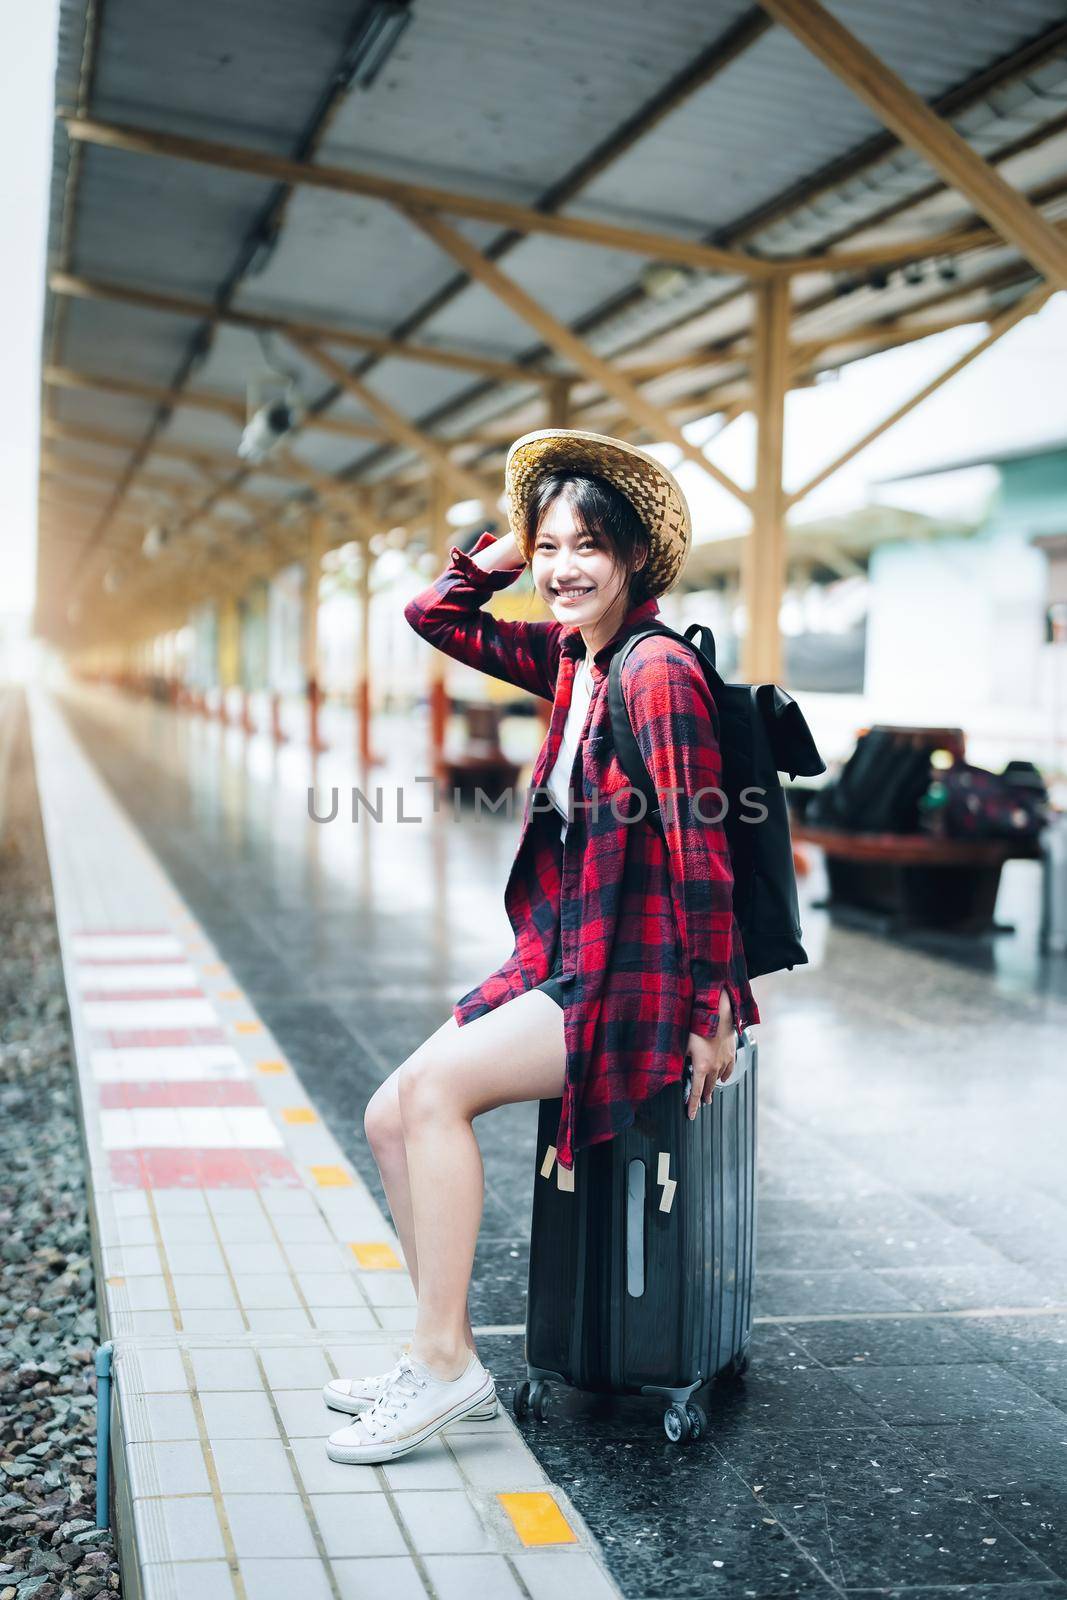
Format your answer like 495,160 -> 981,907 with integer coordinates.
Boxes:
528,471 -> 652,604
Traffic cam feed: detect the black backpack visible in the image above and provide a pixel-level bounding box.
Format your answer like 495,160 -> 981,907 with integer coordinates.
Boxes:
607,622 -> 825,980
808,726 -> 937,834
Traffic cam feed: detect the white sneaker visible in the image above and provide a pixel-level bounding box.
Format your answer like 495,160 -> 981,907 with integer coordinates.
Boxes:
322,1359 -> 498,1420
325,1352 -> 496,1464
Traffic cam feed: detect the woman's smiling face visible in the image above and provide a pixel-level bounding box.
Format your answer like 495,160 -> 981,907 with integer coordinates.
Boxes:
530,494 -> 628,629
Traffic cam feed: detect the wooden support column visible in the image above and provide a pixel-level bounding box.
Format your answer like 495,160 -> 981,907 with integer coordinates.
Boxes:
270,690 -> 288,747
548,377 -> 573,429
743,275 -> 791,684
354,530 -> 378,769
304,517 -> 328,755
428,475 -> 450,781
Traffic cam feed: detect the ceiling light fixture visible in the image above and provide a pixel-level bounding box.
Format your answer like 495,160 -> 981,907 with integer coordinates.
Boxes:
640,261 -> 698,304
341,0 -> 414,91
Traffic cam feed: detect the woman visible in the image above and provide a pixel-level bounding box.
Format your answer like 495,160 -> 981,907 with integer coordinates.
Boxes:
324,429 -> 758,1465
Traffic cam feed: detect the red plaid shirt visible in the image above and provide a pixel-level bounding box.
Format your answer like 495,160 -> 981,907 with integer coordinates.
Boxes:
404,531 -> 758,1168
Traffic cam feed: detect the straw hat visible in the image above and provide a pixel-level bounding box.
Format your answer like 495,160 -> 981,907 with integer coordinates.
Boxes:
504,428 -> 692,599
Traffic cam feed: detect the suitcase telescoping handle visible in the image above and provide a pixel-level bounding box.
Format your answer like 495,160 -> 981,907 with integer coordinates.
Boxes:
714,1026 -> 757,1090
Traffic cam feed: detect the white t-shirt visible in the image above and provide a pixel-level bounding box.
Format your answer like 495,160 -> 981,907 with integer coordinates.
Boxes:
544,655 -> 594,842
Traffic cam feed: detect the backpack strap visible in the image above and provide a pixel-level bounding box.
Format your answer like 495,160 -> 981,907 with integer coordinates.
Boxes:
684,621 -> 717,670
607,623 -> 693,827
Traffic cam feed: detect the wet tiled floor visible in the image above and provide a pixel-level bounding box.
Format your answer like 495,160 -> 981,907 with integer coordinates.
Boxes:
54,683 -> 1067,1599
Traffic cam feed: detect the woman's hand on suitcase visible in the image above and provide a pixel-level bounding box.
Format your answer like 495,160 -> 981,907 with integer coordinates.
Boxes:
684,989 -> 736,1120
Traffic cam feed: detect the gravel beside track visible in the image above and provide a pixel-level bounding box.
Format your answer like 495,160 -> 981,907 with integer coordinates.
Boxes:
0,692 -> 122,1600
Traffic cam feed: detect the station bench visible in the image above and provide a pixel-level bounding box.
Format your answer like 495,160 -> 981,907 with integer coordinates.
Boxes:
792,820 -> 1042,935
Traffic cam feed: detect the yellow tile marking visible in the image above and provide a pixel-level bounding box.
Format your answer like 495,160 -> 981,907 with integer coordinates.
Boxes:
203,963 -> 225,976
234,1021 -> 262,1035
350,1241 -> 403,1271
105,1276 -> 126,1288
281,1107 -> 318,1125
497,1492 -> 578,1547
219,988 -> 242,1001
311,1165 -> 353,1188
256,1059 -> 287,1075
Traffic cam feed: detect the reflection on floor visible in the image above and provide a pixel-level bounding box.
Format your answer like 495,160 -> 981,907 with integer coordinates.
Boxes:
59,684 -> 1067,1600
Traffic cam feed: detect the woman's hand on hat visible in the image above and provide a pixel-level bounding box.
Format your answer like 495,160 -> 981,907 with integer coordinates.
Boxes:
471,529 -> 526,574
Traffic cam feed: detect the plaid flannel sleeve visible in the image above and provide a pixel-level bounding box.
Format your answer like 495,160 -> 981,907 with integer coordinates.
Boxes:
621,638 -> 751,1041
403,531 -> 563,702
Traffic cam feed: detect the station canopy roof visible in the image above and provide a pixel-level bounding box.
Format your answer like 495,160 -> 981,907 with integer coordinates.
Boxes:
36,0 -> 1067,646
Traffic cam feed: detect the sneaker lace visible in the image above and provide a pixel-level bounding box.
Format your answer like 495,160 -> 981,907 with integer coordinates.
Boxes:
367,1357 -> 409,1398
362,1355 -> 429,1435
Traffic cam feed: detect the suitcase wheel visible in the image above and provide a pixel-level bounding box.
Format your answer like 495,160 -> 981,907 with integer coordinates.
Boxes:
686,1401 -> 707,1442
664,1403 -> 694,1445
513,1379 -> 550,1423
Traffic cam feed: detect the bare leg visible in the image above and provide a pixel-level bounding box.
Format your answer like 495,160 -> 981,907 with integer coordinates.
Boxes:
364,1068 -> 477,1355
364,1071 -> 419,1287
396,990 -> 566,1380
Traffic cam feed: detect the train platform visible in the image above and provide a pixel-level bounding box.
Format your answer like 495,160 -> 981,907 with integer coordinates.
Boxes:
26,686 -> 614,1600
24,678 -> 1067,1600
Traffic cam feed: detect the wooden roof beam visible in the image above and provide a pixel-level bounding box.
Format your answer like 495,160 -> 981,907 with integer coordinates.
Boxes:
790,316 -> 988,368
41,419 -> 343,567
786,282 -> 1054,507
776,178 -> 1067,276
537,96 -> 1067,406
757,0 -> 1067,290
722,17 -> 1067,253
44,364 -> 388,444
40,451 -> 238,504
64,116 -> 771,280
284,335 -> 496,508
41,417 -> 327,490
39,483 -> 199,536
38,499 -> 147,534
401,206 -> 753,509
40,417 -> 455,536
48,272 -> 549,390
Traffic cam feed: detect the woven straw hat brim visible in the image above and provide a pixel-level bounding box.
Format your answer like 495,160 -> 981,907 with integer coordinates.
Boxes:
504,429 -> 692,598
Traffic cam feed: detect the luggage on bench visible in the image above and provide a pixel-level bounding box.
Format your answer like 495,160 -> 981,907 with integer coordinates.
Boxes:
516,1028 -> 758,1445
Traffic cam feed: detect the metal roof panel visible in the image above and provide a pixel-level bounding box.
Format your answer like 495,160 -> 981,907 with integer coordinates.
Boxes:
60,296 -> 201,388
233,188 -> 502,340
90,0 -> 363,149
317,0 -> 756,203
70,146 -> 277,300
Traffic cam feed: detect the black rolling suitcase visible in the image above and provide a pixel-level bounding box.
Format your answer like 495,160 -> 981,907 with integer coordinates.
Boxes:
514,1028 -> 758,1445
